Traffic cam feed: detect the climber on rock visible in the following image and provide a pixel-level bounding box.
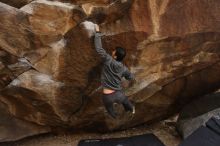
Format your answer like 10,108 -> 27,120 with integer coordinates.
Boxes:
94,24 -> 135,119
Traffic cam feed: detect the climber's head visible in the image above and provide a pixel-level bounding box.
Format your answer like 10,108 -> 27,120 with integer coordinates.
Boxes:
112,47 -> 126,62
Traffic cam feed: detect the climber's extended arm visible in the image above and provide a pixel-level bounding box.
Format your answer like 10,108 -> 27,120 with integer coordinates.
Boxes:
94,33 -> 108,58
94,25 -> 111,60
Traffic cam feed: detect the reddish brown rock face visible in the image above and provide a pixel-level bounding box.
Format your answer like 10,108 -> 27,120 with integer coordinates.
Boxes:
0,0 -> 220,142
158,0 -> 220,36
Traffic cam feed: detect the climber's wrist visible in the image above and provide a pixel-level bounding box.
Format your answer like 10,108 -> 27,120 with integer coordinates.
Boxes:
96,28 -> 101,33
95,24 -> 100,33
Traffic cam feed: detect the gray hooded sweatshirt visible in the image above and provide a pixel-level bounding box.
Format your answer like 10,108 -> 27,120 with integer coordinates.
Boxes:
94,32 -> 134,90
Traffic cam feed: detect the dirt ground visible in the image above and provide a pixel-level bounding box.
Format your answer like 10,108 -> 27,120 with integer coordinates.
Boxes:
0,117 -> 181,146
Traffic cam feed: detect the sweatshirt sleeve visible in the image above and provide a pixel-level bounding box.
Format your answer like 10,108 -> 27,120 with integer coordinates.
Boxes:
94,32 -> 111,60
123,67 -> 134,81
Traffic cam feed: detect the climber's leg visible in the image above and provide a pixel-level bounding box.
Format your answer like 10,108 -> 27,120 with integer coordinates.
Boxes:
122,97 -> 134,112
115,90 -> 135,113
102,93 -> 117,118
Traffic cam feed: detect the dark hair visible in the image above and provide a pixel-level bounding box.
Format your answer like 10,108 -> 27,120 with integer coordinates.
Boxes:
115,47 -> 126,62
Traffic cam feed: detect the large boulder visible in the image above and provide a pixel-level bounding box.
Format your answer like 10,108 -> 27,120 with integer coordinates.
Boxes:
0,0 -> 85,141
0,0 -> 220,142
177,92 -> 220,139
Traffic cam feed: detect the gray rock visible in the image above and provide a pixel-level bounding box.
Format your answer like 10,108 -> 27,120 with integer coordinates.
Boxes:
177,92 -> 220,139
